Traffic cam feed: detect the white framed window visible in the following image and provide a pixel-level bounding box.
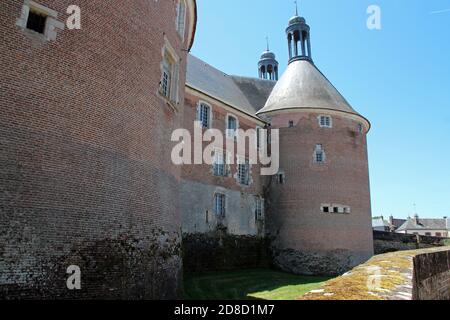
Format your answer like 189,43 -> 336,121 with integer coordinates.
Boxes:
318,115 -> 332,128
160,39 -> 180,105
213,149 -> 229,177
314,144 -> 325,164
226,114 -> 238,138
321,204 -> 351,214
197,102 -> 212,129
175,0 -> 186,40
237,157 -> 250,186
214,193 -> 226,217
255,197 -> 264,221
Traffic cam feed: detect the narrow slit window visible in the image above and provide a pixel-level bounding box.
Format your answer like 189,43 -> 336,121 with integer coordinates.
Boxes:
214,193 -> 226,217
314,144 -> 325,164
278,173 -> 285,184
255,197 -> 264,221
227,115 -> 238,138
198,103 -> 211,128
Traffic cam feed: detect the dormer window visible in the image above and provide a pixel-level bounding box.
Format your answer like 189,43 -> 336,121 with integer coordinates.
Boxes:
289,121 -> 294,128
319,115 -> 332,128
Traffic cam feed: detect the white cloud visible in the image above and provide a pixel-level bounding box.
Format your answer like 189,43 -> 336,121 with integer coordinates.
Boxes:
430,8 -> 450,14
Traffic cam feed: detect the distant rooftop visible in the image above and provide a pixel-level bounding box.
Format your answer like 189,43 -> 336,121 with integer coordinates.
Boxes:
397,217 -> 448,232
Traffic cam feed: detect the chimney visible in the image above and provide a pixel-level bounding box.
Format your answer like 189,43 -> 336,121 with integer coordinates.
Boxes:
389,215 -> 394,225
388,215 -> 395,232
445,217 -> 450,230
414,214 -> 420,225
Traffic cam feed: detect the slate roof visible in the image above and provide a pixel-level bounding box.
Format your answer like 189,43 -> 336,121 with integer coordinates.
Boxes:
397,218 -> 448,232
391,218 -> 407,229
257,60 -> 365,120
186,54 -> 276,118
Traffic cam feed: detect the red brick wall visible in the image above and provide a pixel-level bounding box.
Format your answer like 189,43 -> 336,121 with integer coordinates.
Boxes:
267,111 -> 374,275
179,91 -> 267,237
0,0 -> 192,299
181,91 -> 265,194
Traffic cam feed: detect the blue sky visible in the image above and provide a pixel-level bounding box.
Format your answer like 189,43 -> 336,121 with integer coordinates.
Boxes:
190,0 -> 450,220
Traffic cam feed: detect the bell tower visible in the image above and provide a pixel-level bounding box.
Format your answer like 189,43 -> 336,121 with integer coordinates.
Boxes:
286,3 -> 312,63
258,38 -> 279,80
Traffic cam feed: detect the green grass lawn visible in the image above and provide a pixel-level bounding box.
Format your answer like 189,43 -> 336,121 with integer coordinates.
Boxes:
184,269 -> 331,300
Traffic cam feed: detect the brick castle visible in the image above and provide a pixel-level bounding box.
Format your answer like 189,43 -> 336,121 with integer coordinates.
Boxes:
0,1 -> 373,299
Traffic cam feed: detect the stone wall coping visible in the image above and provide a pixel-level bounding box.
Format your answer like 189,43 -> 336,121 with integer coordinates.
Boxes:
300,247 -> 450,300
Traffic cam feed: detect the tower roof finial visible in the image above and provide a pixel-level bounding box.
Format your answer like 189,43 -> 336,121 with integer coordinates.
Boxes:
295,0 -> 299,16
266,36 -> 270,51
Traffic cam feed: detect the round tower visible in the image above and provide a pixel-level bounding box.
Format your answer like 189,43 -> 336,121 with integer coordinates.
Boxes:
0,0 -> 196,298
258,39 -> 279,80
257,11 -> 374,276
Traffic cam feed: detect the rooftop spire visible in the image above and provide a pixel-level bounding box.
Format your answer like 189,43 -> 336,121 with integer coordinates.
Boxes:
258,38 -> 279,81
286,3 -> 312,63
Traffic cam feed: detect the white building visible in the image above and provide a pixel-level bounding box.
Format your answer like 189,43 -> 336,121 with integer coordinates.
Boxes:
396,215 -> 450,238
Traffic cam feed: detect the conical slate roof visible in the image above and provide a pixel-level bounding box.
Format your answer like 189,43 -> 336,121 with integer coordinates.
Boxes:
257,60 -> 362,117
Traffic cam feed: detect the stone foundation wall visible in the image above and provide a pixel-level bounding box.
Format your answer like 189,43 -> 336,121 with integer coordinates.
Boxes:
1,232 -> 182,300
374,231 -> 446,255
272,248 -> 372,276
182,232 -> 270,273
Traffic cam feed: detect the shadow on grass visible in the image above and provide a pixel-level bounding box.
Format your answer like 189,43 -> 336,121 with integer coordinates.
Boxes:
184,269 -> 332,300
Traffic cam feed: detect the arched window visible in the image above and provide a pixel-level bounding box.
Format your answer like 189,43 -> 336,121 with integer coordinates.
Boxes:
176,0 -> 186,40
